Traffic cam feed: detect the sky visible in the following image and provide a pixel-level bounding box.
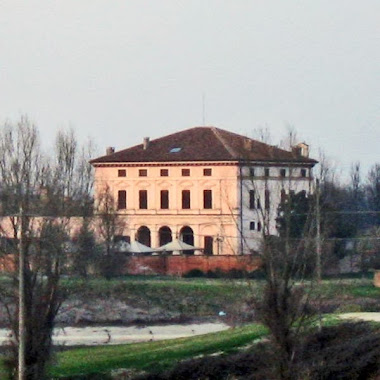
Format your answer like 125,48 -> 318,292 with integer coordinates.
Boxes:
0,1 -> 379,178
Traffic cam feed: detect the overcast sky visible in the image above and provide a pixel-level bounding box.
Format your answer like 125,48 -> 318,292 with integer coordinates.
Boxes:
0,1 -> 379,178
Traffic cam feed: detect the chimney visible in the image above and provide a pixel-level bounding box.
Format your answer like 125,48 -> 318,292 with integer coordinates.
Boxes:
106,146 -> 115,155
296,142 -> 309,158
143,137 -> 150,150
244,138 -> 252,151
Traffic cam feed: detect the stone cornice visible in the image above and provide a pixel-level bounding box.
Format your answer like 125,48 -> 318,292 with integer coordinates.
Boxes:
92,161 -> 239,168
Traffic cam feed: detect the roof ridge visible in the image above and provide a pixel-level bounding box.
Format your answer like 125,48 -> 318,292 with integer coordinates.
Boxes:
211,127 -> 238,159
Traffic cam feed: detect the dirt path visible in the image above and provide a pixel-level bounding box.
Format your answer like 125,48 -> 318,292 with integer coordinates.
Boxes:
0,322 -> 229,346
338,312 -> 380,322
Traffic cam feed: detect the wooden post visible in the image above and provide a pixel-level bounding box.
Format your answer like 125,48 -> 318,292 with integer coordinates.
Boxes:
18,206 -> 25,380
316,179 -> 322,283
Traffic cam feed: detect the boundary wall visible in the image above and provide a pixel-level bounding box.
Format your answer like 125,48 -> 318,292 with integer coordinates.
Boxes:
126,255 -> 262,276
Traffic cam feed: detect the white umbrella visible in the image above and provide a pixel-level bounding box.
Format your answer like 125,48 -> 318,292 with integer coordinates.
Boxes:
128,241 -> 155,254
157,239 -> 198,252
114,240 -> 130,252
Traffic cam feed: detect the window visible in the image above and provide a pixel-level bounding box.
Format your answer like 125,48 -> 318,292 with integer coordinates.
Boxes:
280,169 -> 286,178
160,190 -> 169,209
265,189 -> 270,210
300,169 -> 307,178
137,226 -> 151,247
117,190 -> 126,210
264,168 -> 270,177
281,189 -> 286,203
249,190 -> 255,209
250,221 -> 255,231
182,168 -> 190,176
139,169 -> 147,177
249,167 -> 255,177
139,190 -> 147,209
257,222 -> 262,232
160,169 -> 169,177
118,169 -> 126,177
257,198 -> 261,209
182,190 -> 190,209
170,147 -> 181,153
204,236 -> 213,255
203,190 -> 212,209
203,168 -> 212,176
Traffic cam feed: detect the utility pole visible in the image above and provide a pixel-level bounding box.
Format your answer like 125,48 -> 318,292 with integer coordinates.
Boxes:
18,205 -> 25,380
315,179 -> 322,283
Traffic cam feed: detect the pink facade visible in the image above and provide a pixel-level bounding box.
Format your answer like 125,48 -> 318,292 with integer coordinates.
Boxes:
93,161 -> 241,255
91,126 -> 317,255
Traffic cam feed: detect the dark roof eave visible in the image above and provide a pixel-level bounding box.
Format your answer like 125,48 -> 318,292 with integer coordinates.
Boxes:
238,158 -> 318,166
91,157 -> 318,166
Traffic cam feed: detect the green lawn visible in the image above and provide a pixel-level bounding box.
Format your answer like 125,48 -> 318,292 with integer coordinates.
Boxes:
48,323 -> 268,378
44,314 -> 380,379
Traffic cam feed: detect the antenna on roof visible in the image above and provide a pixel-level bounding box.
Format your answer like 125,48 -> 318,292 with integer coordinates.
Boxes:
202,92 -> 206,126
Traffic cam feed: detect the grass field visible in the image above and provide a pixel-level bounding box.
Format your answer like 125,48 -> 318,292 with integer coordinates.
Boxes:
62,276 -> 259,318
62,274 -> 380,318
0,274 -> 378,378
46,315 -> 380,379
47,323 -> 268,378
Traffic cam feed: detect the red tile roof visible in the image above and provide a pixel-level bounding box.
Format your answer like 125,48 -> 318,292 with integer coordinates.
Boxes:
90,126 -> 317,165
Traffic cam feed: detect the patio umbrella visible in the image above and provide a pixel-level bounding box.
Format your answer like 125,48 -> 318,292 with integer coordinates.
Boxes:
114,240 -> 130,252
128,241 -> 155,254
157,239 -> 198,252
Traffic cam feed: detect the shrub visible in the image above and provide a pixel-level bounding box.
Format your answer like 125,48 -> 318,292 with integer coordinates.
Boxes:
206,268 -> 226,278
299,322 -> 380,379
135,342 -> 273,380
335,303 -> 363,313
226,269 -> 246,279
183,269 -> 205,278
247,268 -> 266,279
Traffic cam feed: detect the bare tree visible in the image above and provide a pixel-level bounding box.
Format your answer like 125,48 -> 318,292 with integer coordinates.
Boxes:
251,188 -> 317,380
238,128 -> 318,379
71,217 -> 97,278
279,124 -> 299,151
367,163 -> 380,226
95,185 -> 127,279
52,129 -> 95,216
0,117 -> 94,379
252,125 -> 272,144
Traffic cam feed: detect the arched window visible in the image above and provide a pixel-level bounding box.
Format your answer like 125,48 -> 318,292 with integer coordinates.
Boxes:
179,226 -> 194,254
136,226 -> 151,247
159,226 -> 172,246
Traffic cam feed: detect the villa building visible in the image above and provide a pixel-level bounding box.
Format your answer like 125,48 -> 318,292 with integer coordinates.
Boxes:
90,126 -> 317,255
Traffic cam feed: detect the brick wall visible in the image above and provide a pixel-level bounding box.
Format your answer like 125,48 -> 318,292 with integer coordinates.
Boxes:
0,253 -> 262,277
126,255 -> 262,276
